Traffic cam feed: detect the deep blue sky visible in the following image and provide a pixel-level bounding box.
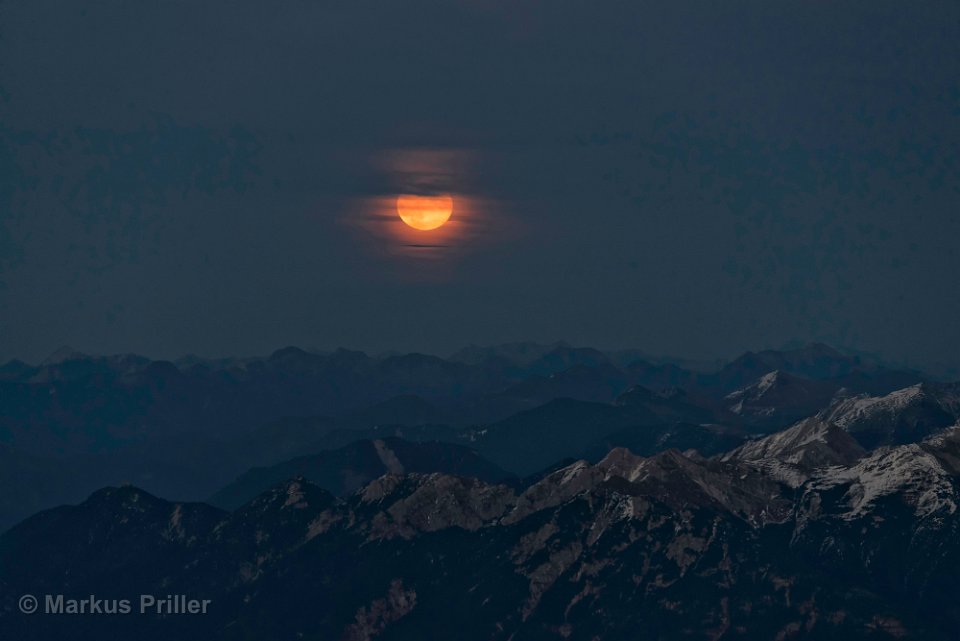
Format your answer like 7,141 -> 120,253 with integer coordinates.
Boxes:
1,1 -> 958,372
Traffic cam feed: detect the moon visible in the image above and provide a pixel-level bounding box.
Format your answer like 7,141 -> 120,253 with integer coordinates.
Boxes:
396,194 -> 453,231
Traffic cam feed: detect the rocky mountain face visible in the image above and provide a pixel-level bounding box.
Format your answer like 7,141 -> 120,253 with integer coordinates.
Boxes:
208,437 -> 514,510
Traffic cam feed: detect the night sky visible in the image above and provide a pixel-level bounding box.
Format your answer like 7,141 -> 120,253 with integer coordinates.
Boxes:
1,1 -> 958,372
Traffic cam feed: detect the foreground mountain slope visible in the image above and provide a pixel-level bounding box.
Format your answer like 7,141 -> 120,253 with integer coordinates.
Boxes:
6,425 -> 960,639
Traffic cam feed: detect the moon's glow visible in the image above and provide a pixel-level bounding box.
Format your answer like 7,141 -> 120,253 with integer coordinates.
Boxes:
396,194 -> 453,231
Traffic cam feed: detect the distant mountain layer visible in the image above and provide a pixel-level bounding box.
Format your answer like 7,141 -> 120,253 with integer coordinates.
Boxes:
6,417 -> 960,640
0,342 -> 925,454
0,343 -> 938,532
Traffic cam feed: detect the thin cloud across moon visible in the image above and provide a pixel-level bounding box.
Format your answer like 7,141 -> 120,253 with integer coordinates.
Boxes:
396,194 -> 453,231
339,146 -> 522,276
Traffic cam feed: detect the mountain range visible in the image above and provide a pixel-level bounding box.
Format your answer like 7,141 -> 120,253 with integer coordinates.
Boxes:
0,342 -> 926,529
1,343 -> 958,639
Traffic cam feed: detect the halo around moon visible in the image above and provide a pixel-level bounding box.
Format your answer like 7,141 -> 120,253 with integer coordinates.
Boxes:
396,194 -> 453,231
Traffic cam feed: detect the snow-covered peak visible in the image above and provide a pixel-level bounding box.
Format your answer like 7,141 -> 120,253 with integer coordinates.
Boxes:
822,384 -> 927,428
723,370 -> 839,427
725,370 -> 784,404
809,444 -> 957,519
721,416 -> 865,485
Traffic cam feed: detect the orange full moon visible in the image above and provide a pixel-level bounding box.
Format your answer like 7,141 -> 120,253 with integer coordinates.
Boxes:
396,194 -> 453,231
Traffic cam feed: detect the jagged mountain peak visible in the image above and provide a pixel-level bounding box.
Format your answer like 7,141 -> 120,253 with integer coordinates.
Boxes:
506,446 -> 791,526
726,368 -> 789,396
722,416 -> 866,486
723,369 -> 840,428
824,384 -> 927,422
248,476 -> 335,510
357,472 -> 516,539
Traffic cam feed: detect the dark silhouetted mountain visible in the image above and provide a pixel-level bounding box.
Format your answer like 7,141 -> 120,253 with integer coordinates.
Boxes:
208,437 -> 513,510
0,343 -> 924,457
711,343 -> 859,390
0,415 -> 346,531
614,384 -> 732,424
464,398 -> 658,475
621,358 -> 702,391
0,485 -> 224,590
242,398 -> 746,482
455,363 -> 632,423
448,341 -> 569,366
702,343 -> 926,397
341,395 -> 443,427
465,395 -> 749,476
523,345 -> 614,376
0,359 -> 35,382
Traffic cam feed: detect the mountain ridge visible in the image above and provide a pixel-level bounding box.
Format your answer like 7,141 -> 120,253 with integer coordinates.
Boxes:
7,421 -> 960,639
